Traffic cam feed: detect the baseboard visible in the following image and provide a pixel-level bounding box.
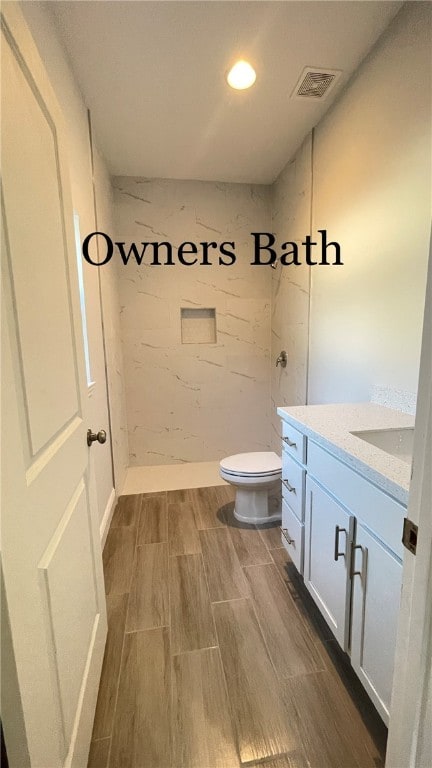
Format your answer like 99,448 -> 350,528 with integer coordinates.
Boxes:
99,488 -> 116,549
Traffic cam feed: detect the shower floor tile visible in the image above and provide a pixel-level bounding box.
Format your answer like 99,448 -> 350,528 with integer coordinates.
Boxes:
122,460 -> 227,495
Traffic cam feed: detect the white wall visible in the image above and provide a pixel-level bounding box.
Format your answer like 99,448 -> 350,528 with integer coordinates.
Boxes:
308,1 -> 431,404
21,1 -> 129,499
113,177 -> 272,465
269,2 -> 431,417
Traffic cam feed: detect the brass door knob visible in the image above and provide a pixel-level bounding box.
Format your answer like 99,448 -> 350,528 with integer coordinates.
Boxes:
87,429 -> 107,447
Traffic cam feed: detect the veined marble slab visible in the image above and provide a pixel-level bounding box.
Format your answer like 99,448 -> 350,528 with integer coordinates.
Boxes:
114,177 -> 272,466
277,403 -> 415,504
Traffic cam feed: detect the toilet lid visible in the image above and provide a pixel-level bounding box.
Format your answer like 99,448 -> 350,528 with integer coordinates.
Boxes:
220,451 -> 281,476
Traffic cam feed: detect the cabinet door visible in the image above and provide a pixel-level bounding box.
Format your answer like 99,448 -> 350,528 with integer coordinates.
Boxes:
351,525 -> 402,724
304,478 -> 353,649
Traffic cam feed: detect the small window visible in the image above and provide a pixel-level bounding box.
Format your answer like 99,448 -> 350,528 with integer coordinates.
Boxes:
73,213 -> 93,387
181,308 -> 217,344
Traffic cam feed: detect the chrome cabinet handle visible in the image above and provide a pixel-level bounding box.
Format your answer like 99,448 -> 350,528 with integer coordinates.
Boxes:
350,542 -> 366,580
281,528 -> 295,546
283,437 -> 297,448
87,429 -> 107,447
334,525 -> 347,561
282,479 -> 296,493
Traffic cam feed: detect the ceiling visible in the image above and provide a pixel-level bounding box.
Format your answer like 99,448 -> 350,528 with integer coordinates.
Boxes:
50,1 -> 402,184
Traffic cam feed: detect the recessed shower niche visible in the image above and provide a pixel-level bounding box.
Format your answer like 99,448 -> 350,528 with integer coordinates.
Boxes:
180,308 -> 217,344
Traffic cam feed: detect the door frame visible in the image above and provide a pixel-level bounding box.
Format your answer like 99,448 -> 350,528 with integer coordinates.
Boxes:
386,234 -> 432,766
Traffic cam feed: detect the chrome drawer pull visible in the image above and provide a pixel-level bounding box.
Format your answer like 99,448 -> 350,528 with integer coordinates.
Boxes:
282,479 -> 296,493
283,437 -> 297,448
334,525 -> 347,561
281,528 -> 295,546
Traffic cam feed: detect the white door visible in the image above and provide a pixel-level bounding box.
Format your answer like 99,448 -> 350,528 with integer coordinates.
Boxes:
386,236 -> 432,767
1,5 -> 107,767
304,477 -> 353,649
351,525 -> 402,724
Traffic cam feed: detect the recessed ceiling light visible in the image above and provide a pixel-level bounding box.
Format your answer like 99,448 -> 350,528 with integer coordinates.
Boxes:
227,60 -> 256,90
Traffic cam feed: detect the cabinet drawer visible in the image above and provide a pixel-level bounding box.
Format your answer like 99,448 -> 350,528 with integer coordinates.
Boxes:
281,499 -> 304,574
307,441 -> 405,558
282,450 -> 305,521
281,420 -> 306,464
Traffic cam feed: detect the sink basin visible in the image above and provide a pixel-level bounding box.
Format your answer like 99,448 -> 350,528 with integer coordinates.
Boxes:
350,427 -> 414,464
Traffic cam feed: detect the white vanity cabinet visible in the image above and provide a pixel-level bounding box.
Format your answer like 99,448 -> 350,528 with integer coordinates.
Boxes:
279,416 -> 406,724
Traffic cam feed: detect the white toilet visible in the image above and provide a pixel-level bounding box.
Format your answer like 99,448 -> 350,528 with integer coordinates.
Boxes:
219,451 -> 282,524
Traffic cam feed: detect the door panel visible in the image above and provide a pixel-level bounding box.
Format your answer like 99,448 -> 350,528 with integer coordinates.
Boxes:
39,480 -> 99,744
351,525 -> 402,724
1,23 -> 79,454
304,477 -> 353,649
1,5 -> 107,766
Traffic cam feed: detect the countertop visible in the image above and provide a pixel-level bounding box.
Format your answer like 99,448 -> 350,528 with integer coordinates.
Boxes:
277,403 -> 415,505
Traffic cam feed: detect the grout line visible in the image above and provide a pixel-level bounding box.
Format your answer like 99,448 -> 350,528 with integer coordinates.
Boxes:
241,561 -> 274,570
243,750 -> 303,767
210,596 -> 249,605
168,549 -> 202,558
268,546 -> 287,552
105,592 -> 130,768
196,523 -> 226,531
256,525 -> 283,551
124,625 -> 169,635
136,539 -> 169,548
198,550 -> 219,648
138,491 -> 168,498
134,493 -> 144,544
171,645 -> 220,658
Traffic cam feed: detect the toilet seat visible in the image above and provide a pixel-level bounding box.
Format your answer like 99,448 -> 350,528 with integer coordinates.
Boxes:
220,451 -> 281,477
221,467 -> 281,479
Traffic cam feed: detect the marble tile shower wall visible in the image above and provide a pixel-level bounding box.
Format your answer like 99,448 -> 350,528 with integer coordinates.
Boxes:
113,178 -> 272,466
270,136 -> 312,452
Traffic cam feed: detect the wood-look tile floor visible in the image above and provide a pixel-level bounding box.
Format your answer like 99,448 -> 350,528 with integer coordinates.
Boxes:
89,487 -> 387,768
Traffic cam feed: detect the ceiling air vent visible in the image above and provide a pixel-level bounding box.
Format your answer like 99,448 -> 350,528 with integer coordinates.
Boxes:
292,67 -> 342,100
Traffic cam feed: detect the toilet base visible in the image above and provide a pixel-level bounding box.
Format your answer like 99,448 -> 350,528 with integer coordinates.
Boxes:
233,486 -> 282,525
